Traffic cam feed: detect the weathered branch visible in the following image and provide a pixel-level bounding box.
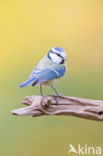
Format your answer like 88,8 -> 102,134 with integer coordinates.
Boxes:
11,95 -> 103,121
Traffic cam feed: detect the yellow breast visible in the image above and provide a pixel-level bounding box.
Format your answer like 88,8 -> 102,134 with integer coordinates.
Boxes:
42,79 -> 60,87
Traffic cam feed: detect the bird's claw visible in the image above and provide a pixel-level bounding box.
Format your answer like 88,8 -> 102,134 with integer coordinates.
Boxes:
40,94 -> 43,96
56,93 -> 62,104
57,93 -> 62,97
56,97 -> 59,104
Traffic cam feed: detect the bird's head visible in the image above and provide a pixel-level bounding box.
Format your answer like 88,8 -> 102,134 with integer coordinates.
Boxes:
47,47 -> 66,64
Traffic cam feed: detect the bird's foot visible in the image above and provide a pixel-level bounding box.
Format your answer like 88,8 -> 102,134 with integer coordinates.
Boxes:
40,93 -> 43,96
56,93 -> 62,104
57,93 -> 62,97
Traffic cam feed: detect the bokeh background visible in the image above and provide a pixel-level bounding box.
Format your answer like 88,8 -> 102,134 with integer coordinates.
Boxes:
0,0 -> 103,155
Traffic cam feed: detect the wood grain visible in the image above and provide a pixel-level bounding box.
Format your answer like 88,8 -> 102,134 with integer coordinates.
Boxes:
12,95 -> 103,121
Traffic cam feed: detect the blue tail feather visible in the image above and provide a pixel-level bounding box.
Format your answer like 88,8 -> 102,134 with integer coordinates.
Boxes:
19,77 -> 38,87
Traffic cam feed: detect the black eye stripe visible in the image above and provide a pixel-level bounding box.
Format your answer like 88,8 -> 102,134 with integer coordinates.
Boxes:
50,50 -> 64,59
57,54 -> 60,57
56,53 -> 64,59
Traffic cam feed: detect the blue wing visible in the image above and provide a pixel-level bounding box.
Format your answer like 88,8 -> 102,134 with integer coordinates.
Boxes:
19,65 -> 66,87
19,77 -> 38,87
32,65 -> 66,86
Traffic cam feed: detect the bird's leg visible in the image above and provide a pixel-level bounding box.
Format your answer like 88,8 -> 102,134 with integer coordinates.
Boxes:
40,84 -> 43,96
51,85 -> 62,104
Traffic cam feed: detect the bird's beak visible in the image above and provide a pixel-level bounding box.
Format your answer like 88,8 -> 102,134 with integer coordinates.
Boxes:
64,57 -> 67,61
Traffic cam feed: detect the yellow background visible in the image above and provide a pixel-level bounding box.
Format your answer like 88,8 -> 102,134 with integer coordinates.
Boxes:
0,0 -> 103,156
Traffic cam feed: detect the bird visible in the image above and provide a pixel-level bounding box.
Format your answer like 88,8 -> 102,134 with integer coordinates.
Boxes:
19,47 -> 67,103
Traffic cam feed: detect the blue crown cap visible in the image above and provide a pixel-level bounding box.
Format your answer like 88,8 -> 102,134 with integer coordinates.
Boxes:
48,47 -> 65,55
54,47 -> 64,52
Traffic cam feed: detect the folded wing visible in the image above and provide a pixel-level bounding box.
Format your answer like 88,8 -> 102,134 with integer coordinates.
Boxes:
19,65 -> 66,87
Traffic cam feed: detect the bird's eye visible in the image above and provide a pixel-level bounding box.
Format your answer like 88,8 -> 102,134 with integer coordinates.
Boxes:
57,54 -> 60,57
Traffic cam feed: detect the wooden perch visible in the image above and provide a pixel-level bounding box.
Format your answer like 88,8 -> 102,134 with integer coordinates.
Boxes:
11,95 -> 103,121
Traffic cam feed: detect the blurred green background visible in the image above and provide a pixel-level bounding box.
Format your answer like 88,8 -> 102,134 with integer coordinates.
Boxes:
0,0 -> 103,156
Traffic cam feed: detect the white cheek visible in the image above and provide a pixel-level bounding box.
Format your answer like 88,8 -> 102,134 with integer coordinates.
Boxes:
50,53 -> 62,63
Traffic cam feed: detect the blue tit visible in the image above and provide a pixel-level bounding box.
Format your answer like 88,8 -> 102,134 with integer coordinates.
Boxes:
19,47 -> 67,103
